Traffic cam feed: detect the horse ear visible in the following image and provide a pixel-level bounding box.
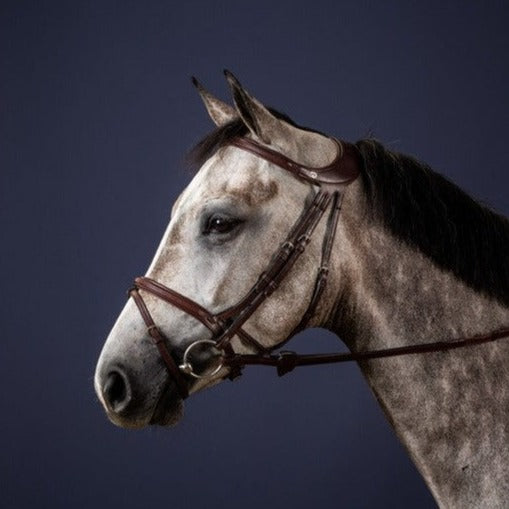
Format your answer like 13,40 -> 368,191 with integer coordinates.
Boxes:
223,70 -> 286,145
223,70 -> 339,166
192,77 -> 237,127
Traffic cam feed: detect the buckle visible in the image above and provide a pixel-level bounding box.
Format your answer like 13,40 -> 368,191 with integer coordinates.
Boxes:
296,234 -> 310,252
318,265 -> 329,277
276,351 -> 298,377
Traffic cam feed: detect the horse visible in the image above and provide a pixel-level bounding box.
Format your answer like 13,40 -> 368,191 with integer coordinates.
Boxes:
95,71 -> 509,508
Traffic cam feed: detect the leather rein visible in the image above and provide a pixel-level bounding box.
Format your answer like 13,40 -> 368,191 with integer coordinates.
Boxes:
129,136 -> 509,399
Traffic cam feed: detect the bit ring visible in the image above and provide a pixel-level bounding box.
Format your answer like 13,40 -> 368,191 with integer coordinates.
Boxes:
179,339 -> 224,379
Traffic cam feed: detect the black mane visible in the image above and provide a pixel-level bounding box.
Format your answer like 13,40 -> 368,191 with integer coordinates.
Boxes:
189,117 -> 509,306
357,139 -> 509,306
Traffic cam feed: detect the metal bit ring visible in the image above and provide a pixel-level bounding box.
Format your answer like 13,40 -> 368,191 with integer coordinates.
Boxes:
179,339 -> 224,379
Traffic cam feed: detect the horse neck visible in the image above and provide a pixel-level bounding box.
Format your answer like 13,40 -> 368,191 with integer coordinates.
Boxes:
323,182 -> 509,508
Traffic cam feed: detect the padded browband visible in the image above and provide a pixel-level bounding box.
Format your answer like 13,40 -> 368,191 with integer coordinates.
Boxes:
229,137 -> 360,188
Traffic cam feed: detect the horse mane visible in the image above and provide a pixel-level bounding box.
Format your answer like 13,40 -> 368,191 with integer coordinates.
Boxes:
357,139 -> 509,306
189,115 -> 509,307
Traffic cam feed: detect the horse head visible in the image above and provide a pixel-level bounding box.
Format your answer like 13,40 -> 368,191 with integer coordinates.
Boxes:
94,71 -> 357,427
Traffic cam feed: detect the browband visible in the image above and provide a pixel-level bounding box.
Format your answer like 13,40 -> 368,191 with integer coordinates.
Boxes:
229,137 -> 360,188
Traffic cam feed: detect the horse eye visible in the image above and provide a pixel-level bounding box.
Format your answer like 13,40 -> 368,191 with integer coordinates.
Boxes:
204,214 -> 242,235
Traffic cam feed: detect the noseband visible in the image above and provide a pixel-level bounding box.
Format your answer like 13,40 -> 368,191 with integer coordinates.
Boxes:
129,137 -> 509,400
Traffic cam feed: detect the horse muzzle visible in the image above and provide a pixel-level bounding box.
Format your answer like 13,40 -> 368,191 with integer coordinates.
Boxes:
95,356 -> 185,428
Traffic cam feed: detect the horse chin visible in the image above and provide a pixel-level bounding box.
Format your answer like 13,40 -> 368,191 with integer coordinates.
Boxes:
149,383 -> 184,427
102,381 -> 184,429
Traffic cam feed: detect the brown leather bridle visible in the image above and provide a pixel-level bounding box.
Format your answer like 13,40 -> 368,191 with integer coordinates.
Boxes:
129,136 -> 509,400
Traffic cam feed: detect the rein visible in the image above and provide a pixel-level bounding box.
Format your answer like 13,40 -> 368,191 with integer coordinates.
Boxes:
129,136 -> 509,399
225,327 -> 509,376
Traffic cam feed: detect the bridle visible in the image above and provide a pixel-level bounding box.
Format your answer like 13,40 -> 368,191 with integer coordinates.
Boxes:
129,136 -> 357,398
129,136 -> 509,400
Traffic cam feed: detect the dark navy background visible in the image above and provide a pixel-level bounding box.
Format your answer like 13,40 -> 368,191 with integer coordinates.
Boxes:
2,2 -> 508,508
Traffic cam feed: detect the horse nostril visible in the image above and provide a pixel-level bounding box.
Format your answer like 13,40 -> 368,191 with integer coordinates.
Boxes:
103,370 -> 131,413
